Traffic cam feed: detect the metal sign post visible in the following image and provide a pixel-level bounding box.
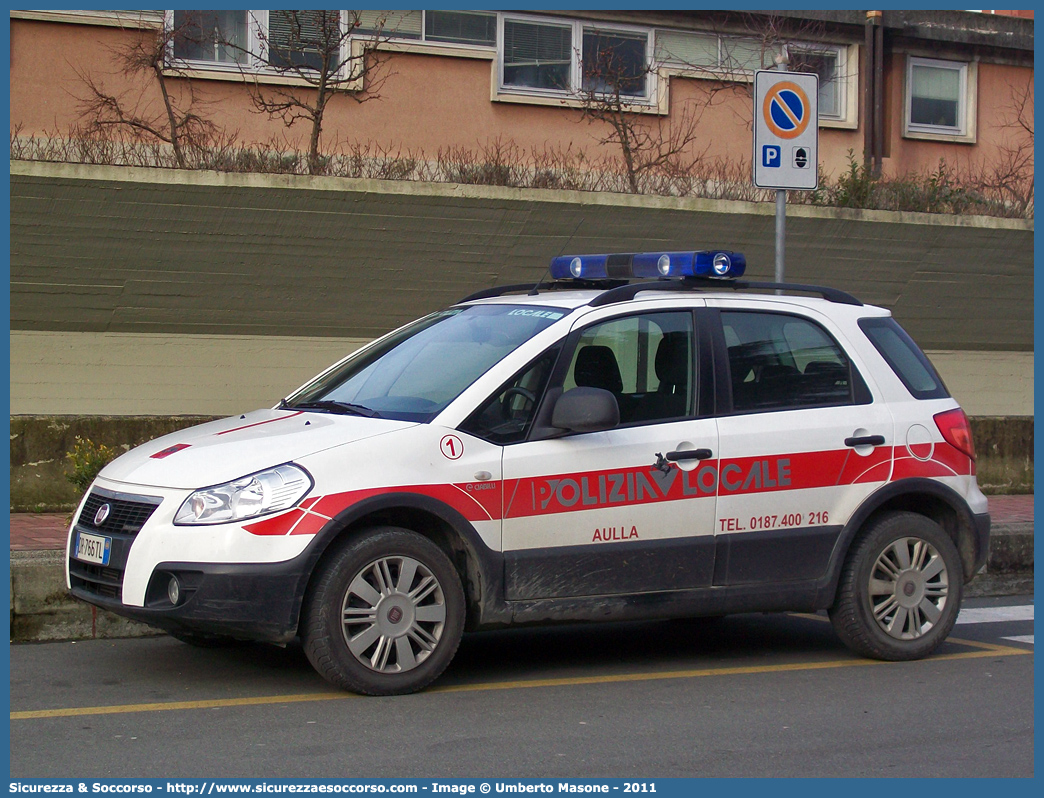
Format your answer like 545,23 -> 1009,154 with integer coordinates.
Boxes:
752,59 -> 819,284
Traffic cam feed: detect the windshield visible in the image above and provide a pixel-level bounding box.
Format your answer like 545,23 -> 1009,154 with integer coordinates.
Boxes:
286,304 -> 568,422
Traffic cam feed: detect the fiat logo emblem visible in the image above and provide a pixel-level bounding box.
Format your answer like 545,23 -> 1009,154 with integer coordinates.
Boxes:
93,503 -> 111,526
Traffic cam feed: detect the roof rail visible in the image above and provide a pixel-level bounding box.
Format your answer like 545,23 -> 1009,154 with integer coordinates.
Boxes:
459,279 -> 628,304
459,283 -> 545,303
588,278 -> 862,307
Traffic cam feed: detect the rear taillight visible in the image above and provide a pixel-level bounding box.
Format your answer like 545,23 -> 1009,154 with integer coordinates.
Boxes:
934,408 -> 975,461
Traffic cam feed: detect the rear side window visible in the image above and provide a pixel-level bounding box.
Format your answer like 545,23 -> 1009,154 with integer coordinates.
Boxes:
859,317 -> 949,400
722,311 -> 862,413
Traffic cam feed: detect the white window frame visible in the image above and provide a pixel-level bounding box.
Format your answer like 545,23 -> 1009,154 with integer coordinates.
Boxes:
788,44 -> 845,121
164,10 -> 502,82
496,13 -> 656,106
164,10 -> 353,80
416,10 -> 498,49
904,55 -> 976,142
655,31 -> 857,129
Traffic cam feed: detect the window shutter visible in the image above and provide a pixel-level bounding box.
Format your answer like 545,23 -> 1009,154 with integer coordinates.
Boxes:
269,10 -> 339,51
355,10 -> 422,39
504,20 -> 571,66
911,65 -> 960,102
267,10 -> 340,71
655,30 -> 718,68
722,38 -> 765,71
425,10 -> 496,46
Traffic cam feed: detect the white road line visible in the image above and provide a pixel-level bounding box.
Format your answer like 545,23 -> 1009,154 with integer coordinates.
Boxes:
1001,635 -> 1034,645
955,605 -> 1034,625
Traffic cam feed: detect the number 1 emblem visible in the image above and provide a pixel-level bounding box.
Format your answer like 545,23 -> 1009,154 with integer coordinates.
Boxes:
440,434 -> 463,460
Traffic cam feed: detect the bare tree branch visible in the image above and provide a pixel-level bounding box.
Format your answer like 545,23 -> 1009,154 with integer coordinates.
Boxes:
74,15 -> 219,167
575,40 -> 708,193
219,10 -> 395,174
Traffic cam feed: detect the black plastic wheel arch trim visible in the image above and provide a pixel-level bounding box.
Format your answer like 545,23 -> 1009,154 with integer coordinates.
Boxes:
814,477 -> 990,609
302,492 -> 510,630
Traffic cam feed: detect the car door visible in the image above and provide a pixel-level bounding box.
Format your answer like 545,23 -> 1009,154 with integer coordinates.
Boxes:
497,304 -> 719,601
707,303 -> 894,586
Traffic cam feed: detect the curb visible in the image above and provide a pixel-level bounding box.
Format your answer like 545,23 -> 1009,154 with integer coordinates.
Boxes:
10,550 -> 162,642
10,524 -> 1034,643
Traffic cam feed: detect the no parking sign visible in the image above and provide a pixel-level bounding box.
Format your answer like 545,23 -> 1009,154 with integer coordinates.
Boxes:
753,70 -> 819,190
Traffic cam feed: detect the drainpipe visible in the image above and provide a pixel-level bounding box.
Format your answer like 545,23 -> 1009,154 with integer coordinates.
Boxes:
873,12 -> 884,177
864,12 -> 875,166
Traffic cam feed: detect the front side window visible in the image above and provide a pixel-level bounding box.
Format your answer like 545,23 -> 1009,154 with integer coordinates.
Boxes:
907,56 -> 968,135
564,311 -> 693,426
461,348 -> 560,444
287,305 -> 567,422
722,311 -> 857,413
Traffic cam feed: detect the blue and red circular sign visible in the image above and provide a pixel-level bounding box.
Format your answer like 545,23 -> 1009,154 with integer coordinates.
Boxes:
762,81 -> 811,140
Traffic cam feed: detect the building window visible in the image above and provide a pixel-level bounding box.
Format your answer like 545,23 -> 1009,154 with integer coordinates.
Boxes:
581,28 -> 648,96
499,15 -> 652,101
171,10 -> 349,72
355,10 -> 496,47
172,10 -> 249,65
906,56 -> 969,136
503,18 -> 572,91
169,10 -> 499,75
790,46 -> 844,120
656,31 -> 849,124
267,10 -> 341,72
425,10 -> 496,46
654,29 -> 718,68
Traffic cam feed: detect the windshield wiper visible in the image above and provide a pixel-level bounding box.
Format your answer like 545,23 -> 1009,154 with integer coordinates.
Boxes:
280,399 -> 381,418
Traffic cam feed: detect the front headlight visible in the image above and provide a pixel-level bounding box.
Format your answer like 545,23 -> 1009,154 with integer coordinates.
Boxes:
174,464 -> 313,526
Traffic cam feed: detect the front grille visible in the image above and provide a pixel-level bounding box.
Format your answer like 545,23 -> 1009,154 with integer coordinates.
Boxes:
70,489 -> 163,602
69,560 -> 124,600
77,492 -> 160,536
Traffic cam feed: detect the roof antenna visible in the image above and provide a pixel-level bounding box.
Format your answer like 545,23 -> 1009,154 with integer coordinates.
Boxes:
529,216 -> 584,295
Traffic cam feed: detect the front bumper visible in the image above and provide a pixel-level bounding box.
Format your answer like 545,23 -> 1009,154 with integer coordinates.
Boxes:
70,554 -> 312,644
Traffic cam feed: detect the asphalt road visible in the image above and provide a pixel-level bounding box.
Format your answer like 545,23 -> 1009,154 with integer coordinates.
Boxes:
9,595 -> 1033,779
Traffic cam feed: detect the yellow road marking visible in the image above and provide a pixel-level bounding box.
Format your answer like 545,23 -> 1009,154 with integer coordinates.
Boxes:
11,692 -> 350,720
788,613 -> 1031,656
946,636 -> 1030,655
11,640 -> 1030,721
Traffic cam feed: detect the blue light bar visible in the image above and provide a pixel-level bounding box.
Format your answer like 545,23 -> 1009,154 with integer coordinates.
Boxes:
549,250 -> 746,281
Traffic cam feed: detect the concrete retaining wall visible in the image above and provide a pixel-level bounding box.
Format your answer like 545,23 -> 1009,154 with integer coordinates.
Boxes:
10,161 -> 1034,417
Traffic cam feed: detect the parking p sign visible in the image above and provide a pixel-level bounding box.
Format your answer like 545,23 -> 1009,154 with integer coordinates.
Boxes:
753,70 -> 819,190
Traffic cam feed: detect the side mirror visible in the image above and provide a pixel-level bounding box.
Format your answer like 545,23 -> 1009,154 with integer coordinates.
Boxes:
551,387 -> 620,433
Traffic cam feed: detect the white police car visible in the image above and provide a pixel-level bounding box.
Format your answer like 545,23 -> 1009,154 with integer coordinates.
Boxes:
67,250 -> 990,695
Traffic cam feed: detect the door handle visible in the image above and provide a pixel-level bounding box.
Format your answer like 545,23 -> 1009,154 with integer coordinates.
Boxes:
845,435 -> 885,447
666,449 -> 714,461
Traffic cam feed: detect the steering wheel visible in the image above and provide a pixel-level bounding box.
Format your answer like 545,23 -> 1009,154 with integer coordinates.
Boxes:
501,386 -> 537,414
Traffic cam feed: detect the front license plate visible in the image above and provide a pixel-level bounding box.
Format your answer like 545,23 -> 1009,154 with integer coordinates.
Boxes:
75,531 -> 111,566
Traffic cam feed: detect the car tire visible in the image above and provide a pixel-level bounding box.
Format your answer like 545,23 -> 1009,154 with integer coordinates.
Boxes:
301,526 -> 466,696
829,511 -> 963,661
